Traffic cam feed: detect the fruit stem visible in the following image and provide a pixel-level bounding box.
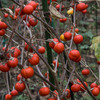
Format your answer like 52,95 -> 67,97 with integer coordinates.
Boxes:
36,65 -> 44,78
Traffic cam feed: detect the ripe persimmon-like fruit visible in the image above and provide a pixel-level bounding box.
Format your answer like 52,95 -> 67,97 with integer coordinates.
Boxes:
90,83 -> 97,88
0,63 -> 10,72
17,73 -> 22,81
97,85 -> 100,91
24,42 -> 33,52
29,18 -> 38,27
5,94 -> 12,100
54,42 -> 64,54
59,18 -> 67,23
11,90 -> 18,96
80,82 -> 88,92
64,32 -> 72,40
49,38 -> 59,48
10,47 -> 21,57
65,89 -> 71,98
69,49 -> 81,62
77,3 -> 86,11
21,67 -> 34,79
0,21 -> 8,29
75,28 -> 79,33
38,46 -> 45,54
56,4 -> 64,11
53,60 -> 59,67
82,69 -> 90,75
73,35 -> 83,44
39,87 -> 50,96
28,53 -> 39,65
0,29 -> 5,36
28,1 -> 39,10
7,57 -> 18,68
15,82 -> 26,92
92,87 -> 99,96
71,84 -> 80,92
82,9 -> 87,14
4,13 -> 8,18
23,5 -> 34,14
97,61 -> 100,64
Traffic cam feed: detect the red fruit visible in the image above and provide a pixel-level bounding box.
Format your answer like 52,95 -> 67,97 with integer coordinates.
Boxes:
0,63 -> 10,72
85,4 -> 88,9
65,89 -> 71,98
21,67 -> 34,79
15,8 -> 20,16
15,82 -> 26,92
73,35 -> 83,44
7,57 -> 18,68
71,84 -> 80,92
92,87 -> 99,96
77,3 -> 86,11
69,49 -> 81,62
24,42 -> 33,52
4,13 -> 8,18
17,74 -> 22,81
0,29 -> 5,36
49,38 -> 59,48
23,5 -> 34,14
90,83 -> 97,88
59,18 -> 67,23
38,46 -> 45,54
39,87 -> 50,96
80,82 -> 88,92
82,9 -> 87,14
10,47 -> 21,57
0,21 -> 8,29
82,69 -> 90,75
76,79 -> 81,83
53,60 -> 59,67
28,1 -> 39,10
29,18 -> 38,27
5,94 -> 12,100
54,42 -> 64,54
64,32 -> 72,40
56,4 -> 64,11
97,85 -> 100,91
11,90 -> 18,96
75,28 -> 79,33
75,56 -> 81,62
15,8 -> 24,16
97,61 -> 100,64
28,53 -> 39,65
27,23 -> 30,27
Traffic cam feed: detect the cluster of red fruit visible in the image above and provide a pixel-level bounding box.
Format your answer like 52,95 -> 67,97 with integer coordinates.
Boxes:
0,21 -> 8,36
76,3 -> 88,14
4,1 -> 39,27
71,80 -> 100,96
0,47 -> 20,72
49,38 -> 64,54
38,87 -> 70,100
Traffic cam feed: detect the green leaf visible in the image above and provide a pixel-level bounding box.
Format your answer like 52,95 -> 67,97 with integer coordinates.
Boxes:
80,20 -> 90,25
90,36 -> 100,61
80,45 -> 89,50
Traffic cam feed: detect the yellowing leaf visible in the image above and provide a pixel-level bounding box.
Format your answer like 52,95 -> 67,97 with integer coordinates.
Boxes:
0,8 -> 13,16
49,2 -> 66,19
